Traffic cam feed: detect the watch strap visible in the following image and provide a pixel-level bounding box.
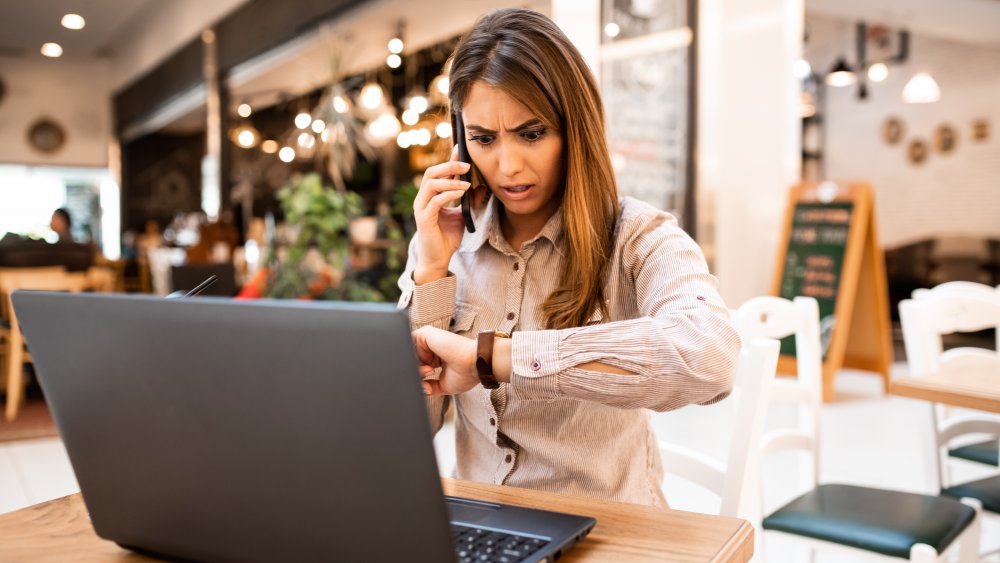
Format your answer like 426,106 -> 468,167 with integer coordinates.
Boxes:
476,330 -> 510,389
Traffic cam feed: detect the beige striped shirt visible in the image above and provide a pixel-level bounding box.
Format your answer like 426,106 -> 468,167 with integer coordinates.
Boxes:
398,196 -> 740,508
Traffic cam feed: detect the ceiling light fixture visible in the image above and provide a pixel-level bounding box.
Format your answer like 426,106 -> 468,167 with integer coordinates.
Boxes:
40,43 -> 63,58
61,14 -> 85,30
825,57 -> 856,87
902,72 -> 941,104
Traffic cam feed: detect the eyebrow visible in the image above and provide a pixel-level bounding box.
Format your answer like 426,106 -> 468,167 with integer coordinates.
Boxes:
465,118 -> 545,135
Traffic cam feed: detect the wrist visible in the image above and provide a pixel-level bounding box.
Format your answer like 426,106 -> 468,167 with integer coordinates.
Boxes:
414,266 -> 449,286
492,337 -> 512,383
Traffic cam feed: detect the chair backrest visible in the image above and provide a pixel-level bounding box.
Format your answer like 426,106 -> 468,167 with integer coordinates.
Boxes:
912,281 -> 1000,362
733,296 -> 824,496
899,283 -> 1000,489
658,337 -> 779,519
2,270 -> 89,321
0,266 -> 68,321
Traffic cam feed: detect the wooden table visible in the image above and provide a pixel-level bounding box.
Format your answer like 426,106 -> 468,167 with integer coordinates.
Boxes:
0,479 -> 754,562
891,367 -> 1000,413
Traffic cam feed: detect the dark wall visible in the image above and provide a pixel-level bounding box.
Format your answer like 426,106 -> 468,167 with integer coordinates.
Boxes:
121,132 -> 205,232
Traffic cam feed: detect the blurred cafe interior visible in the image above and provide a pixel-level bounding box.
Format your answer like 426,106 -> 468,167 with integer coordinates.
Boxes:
1,0 -> 999,561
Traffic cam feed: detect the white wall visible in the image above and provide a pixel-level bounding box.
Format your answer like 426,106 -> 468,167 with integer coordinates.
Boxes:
806,14 -> 1000,248
700,0 -> 804,305
0,58 -> 112,167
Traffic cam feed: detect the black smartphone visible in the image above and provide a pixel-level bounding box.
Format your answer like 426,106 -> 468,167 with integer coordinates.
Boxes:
453,111 -> 476,233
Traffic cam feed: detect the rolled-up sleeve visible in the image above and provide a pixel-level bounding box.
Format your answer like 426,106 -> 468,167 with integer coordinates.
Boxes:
397,234 -> 456,432
510,209 -> 741,412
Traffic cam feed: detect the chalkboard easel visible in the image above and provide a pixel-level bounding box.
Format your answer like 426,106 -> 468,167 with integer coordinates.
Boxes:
772,181 -> 893,402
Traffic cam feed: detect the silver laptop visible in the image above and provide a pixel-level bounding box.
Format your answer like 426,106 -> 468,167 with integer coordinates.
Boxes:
12,292 -> 595,563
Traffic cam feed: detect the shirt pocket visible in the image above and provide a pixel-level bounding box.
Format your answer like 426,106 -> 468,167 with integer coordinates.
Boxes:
450,303 -> 479,336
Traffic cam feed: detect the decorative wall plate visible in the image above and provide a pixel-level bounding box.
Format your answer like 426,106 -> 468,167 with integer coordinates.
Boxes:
972,119 -> 990,142
934,124 -> 957,154
27,118 -> 66,154
882,117 -> 904,145
907,139 -> 928,165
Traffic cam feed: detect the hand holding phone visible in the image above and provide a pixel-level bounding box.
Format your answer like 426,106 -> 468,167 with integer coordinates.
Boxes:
453,112 -> 477,234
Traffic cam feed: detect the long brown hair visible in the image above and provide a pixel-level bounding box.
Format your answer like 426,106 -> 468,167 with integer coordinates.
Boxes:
449,8 -> 619,330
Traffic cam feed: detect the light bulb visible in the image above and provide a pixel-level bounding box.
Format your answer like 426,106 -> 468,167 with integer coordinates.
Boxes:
237,129 -> 257,148
278,147 -> 296,163
361,83 -> 384,110
408,96 -> 428,113
61,14 -> 85,30
294,112 -> 312,129
867,63 -> 889,83
41,43 -> 63,58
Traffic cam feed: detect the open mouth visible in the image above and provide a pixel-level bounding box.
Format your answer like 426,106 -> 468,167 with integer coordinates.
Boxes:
501,184 -> 534,195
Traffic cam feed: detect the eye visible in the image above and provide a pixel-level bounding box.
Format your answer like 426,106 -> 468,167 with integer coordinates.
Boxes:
469,135 -> 494,146
521,128 -> 546,142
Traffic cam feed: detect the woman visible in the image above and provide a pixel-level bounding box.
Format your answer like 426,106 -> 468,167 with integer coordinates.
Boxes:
398,8 -> 740,508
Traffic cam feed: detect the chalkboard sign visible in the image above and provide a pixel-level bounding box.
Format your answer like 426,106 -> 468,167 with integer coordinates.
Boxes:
771,181 -> 892,401
777,202 -> 854,358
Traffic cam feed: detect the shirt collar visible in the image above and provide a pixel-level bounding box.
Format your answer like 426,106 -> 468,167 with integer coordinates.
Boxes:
458,196 -> 565,257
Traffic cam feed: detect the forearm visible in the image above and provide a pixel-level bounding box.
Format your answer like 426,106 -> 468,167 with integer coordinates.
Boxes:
492,335 -> 633,384
507,316 -> 740,410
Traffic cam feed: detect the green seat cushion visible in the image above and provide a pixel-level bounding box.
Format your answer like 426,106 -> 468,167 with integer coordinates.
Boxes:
762,484 -> 976,558
949,440 -> 999,466
943,475 -> 1000,514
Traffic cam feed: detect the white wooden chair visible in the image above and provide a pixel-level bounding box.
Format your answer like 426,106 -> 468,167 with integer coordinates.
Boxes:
738,295 -> 982,563
1,269 -> 88,421
900,283 -> 1000,557
657,336 -> 779,558
906,282 -> 1000,482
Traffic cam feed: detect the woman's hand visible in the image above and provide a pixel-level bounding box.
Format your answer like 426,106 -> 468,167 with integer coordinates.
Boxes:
412,326 -> 479,396
413,147 -> 472,284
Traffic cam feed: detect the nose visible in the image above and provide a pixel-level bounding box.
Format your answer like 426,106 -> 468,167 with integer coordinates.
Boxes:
496,143 -> 523,178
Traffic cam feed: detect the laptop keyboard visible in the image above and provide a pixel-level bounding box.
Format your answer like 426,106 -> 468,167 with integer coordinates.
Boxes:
451,524 -> 548,563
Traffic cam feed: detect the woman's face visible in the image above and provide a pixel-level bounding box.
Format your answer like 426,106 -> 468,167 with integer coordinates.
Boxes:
462,81 -> 563,228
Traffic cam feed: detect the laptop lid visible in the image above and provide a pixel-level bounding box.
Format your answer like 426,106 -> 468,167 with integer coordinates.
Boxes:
13,292 -> 456,563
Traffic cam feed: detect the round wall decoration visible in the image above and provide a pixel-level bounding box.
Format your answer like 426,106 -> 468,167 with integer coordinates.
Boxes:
907,139 -> 928,165
27,118 -> 66,154
882,117 -> 904,145
934,124 -> 957,154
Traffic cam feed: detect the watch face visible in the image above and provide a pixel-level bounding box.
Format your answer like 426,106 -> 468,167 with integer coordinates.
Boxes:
27,118 -> 66,154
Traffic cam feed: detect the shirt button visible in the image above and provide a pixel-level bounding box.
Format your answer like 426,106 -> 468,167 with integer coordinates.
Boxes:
505,454 -> 512,463
513,263 -> 519,271
506,312 -> 515,321
696,295 -> 706,301
489,418 -> 496,426
530,360 -> 541,371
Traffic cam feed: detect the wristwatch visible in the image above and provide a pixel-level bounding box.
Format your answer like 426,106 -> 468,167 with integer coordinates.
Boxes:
476,330 -> 511,389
